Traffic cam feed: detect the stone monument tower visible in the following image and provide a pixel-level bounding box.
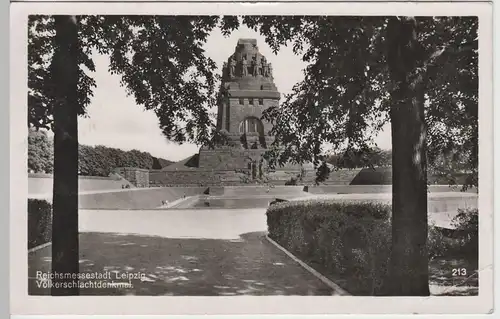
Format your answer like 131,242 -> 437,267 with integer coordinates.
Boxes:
198,38 -> 280,179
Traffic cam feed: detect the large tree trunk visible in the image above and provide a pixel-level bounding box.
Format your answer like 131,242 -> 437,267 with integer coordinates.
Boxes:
50,15 -> 80,296
386,17 -> 430,296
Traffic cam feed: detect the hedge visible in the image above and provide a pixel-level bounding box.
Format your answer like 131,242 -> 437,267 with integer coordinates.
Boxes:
450,208 -> 479,258
28,199 -> 52,249
266,200 -> 478,296
267,200 -> 391,295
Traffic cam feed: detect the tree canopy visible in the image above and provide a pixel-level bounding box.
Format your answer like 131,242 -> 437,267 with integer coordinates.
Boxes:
229,16 -> 477,189
28,15 -> 244,146
29,15 -> 478,184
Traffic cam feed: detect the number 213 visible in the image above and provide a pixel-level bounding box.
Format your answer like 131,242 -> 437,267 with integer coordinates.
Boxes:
452,268 -> 467,276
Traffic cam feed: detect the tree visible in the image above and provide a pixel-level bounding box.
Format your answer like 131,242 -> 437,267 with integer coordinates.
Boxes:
50,15 -> 80,296
236,16 -> 477,295
28,15 -> 238,295
27,128 -> 54,173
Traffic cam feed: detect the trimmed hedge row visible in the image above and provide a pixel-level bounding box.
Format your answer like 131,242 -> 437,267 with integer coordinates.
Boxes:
266,200 -> 478,296
28,199 -> 52,249
267,200 -> 391,295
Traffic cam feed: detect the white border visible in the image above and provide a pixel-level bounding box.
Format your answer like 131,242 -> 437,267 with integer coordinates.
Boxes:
10,2 -> 494,315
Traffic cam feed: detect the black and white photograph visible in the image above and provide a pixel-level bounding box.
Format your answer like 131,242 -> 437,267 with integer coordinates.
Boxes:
10,1 -> 493,316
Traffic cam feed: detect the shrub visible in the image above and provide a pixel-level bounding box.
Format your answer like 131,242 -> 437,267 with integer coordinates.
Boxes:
451,208 -> 478,258
267,200 -> 391,295
267,201 -> 477,295
428,223 -> 453,260
452,208 -> 478,232
28,199 -> 52,249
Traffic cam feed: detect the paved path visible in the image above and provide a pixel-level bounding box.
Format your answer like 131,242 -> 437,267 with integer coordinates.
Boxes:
28,208 -> 334,296
78,209 -> 268,239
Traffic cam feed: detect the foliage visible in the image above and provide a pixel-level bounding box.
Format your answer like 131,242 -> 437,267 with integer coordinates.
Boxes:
451,208 -> 478,257
328,147 -> 392,169
79,145 -> 174,176
230,16 -> 478,190
241,16 -> 478,295
27,199 -> 52,249
29,15 -> 478,181
28,15 -> 478,296
267,201 -> 477,295
427,223 -> 451,261
27,14 -> 246,295
27,132 -> 173,175
28,15 -> 242,146
452,208 -> 478,232
428,209 -> 478,260
267,200 -> 391,295
28,128 -> 54,173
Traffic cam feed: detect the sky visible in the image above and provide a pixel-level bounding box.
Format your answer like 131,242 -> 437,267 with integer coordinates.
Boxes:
77,25 -> 391,162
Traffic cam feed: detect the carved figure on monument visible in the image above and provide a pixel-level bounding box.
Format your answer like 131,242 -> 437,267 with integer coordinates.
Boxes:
268,63 -> 273,78
229,57 -> 236,77
258,57 -> 265,77
262,63 -> 269,77
242,57 -> 248,76
251,59 -> 258,77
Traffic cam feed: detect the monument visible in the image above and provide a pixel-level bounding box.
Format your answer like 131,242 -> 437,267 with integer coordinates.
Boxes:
198,39 -> 279,176
150,39 -> 311,186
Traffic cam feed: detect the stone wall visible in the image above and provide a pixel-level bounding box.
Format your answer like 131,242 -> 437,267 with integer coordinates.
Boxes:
149,169 -> 243,187
149,167 -> 305,186
151,164 -> 406,187
115,167 -> 150,188
198,147 -> 270,170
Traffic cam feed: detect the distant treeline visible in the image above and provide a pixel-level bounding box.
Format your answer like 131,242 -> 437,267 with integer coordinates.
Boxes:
28,129 -> 174,176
